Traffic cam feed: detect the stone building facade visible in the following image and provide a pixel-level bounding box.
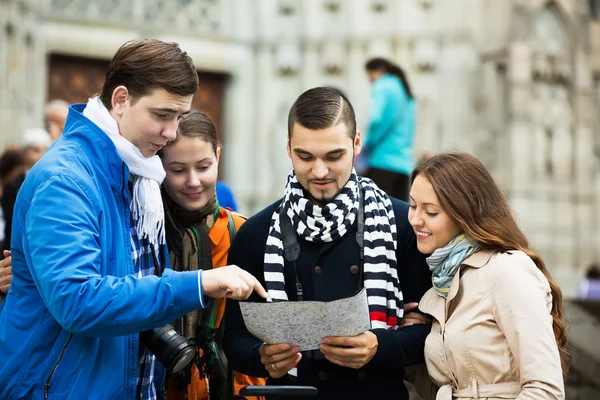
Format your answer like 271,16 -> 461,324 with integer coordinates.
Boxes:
1,0 -> 599,295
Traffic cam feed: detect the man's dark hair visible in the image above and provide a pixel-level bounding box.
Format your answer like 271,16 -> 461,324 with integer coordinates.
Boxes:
586,264 -> 600,280
160,109 -> 220,156
100,39 -> 199,110
287,87 -> 357,140
0,149 -> 24,182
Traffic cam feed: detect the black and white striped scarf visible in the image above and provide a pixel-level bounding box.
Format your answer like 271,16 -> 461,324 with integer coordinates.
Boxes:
264,169 -> 404,329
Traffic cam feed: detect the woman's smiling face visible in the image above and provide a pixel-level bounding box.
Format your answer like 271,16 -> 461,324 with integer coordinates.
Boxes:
160,135 -> 220,211
408,174 -> 462,254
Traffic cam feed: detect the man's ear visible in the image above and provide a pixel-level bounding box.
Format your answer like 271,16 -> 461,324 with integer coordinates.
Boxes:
111,86 -> 129,116
354,130 -> 362,156
286,137 -> 292,159
216,146 -> 221,163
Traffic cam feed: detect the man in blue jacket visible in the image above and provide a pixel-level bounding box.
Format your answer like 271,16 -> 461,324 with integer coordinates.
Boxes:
0,39 -> 265,400
223,87 -> 431,399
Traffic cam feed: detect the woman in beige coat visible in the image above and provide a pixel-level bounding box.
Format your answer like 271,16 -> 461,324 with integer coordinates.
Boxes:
407,152 -> 568,400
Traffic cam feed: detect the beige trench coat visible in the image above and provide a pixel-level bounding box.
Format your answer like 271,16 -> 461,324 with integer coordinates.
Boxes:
418,250 -> 565,400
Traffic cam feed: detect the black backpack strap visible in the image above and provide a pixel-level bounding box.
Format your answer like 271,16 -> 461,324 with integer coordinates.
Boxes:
279,206 -> 301,263
279,205 -> 303,300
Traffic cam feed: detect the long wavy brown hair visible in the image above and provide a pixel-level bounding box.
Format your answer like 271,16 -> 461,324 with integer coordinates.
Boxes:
411,151 -> 570,378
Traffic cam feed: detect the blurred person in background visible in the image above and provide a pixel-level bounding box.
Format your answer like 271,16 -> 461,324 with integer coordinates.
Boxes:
0,148 -> 25,302
1,129 -> 51,251
577,263 -> 600,300
45,99 -> 70,142
216,181 -> 239,211
0,149 -> 26,243
364,58 -> 416,201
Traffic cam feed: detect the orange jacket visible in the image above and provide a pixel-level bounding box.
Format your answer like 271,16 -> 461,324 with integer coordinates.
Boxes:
166,207 -> 266,400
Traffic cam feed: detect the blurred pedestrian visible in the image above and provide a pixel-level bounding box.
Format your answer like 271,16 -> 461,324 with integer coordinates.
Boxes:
0,148 -> 26,238
364,58 -> 416,201
0,149 -> 24,302
216,181 -> 239,211
577,263 -> 600,300
1,129 -> 51,251
45,99 -> 70,142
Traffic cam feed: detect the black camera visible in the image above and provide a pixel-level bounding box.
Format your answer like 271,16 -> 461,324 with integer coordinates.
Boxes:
139,324 -> 196,374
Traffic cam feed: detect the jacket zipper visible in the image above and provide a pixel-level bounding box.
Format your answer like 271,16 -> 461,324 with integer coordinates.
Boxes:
44,333 -> 73,399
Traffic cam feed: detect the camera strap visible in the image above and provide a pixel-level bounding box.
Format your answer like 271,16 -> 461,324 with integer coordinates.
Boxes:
279,188 -> 365,301
193,210 -> 237,399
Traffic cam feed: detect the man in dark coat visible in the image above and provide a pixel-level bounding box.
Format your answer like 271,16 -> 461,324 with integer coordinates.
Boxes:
223,87 -> 431,399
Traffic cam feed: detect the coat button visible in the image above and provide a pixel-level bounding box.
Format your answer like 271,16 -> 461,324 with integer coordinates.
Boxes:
318,371 -> 328,381
350,264 -> 359,274
358,370 -> 366,380
314,266 -> 323,275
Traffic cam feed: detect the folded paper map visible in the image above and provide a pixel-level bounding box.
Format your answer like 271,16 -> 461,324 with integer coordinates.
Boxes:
239,288 -> 371,351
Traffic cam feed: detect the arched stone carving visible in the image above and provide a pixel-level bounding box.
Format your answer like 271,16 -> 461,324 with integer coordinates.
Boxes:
529,3 -> 574,181
275,43 -> 301,76
321,41 -> 346,75
278,0 -> 296,16
414,38 -> 439,72
550,86 -> 574,180
533,4 -> 569,55
417,0 -> 435,10
47,0 -> 223,34
370,0 -> 390,13
531,2 -> 572,83
323,0 -> 342,13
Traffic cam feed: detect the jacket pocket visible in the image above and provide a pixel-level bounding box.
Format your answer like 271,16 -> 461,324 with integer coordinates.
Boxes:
43,333 -> 73,399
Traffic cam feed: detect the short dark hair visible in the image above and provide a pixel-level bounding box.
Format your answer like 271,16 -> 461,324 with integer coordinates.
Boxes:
0,149 -> 24,181
287,87 -> 356,140
160,109 -> 219,156
100,39 -> 199,110
586,264 -> 600,280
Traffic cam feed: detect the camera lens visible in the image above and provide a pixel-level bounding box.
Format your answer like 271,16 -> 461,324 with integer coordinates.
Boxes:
140,325 -> 196,374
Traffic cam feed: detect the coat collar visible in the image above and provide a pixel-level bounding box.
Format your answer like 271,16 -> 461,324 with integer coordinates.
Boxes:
63,104 -> 126,191
461,249 -> 496,269
418,249 -> 497,327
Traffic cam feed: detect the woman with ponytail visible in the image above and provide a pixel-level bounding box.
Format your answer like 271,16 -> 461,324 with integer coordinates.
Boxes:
408,152 -> 568,400
363,57 -> 416,201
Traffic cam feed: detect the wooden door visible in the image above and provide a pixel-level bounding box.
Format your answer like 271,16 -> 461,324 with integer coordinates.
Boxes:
47,54 -> 228,176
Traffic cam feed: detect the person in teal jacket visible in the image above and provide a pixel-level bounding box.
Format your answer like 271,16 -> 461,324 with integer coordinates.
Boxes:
0,40 -> 265,400
364,58 -> 416,201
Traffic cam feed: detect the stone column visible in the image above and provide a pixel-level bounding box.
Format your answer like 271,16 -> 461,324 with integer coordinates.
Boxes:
0,0 -> 10,148
572,48 -> 599,287
221,0 -> 258,214
0,0 -> 44,149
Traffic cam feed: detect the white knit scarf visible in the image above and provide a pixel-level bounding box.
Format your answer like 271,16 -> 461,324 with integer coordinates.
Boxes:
83,97 -> 166,246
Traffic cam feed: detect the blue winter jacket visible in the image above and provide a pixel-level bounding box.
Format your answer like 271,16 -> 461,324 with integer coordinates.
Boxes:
0,104 -> 204,399
365,74 -> 416,176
